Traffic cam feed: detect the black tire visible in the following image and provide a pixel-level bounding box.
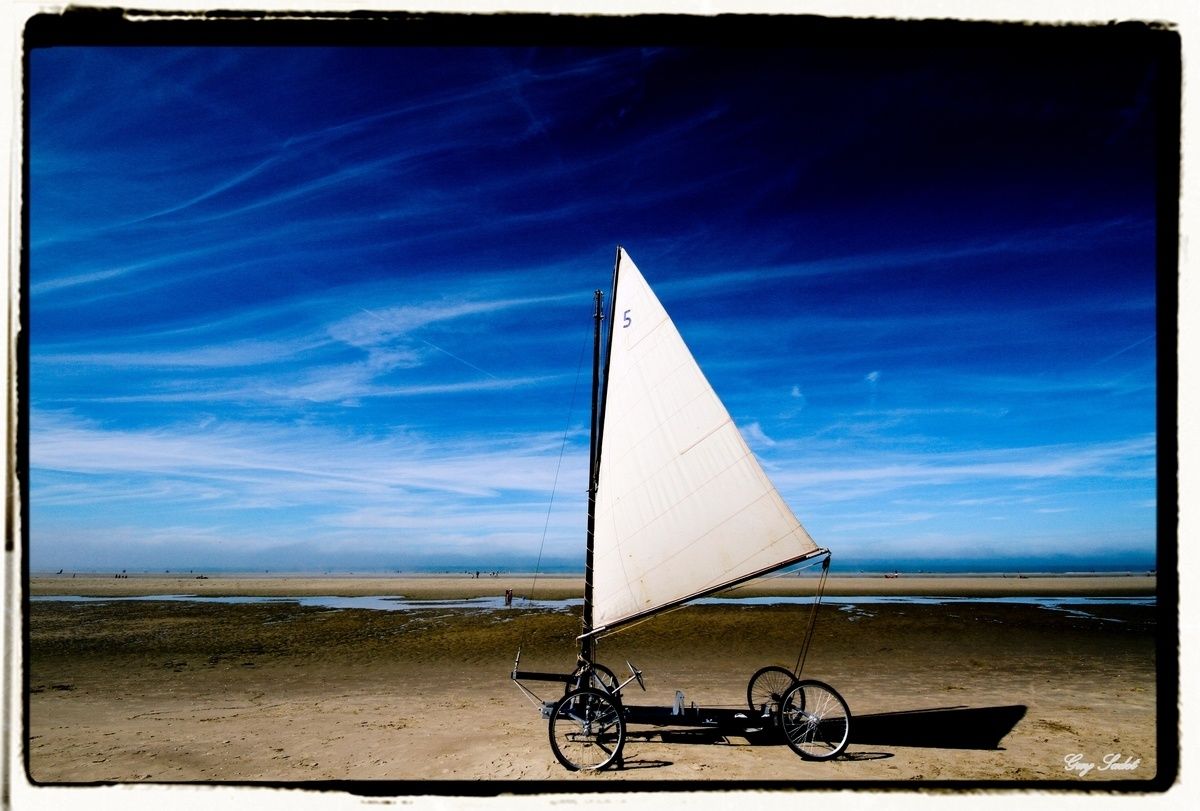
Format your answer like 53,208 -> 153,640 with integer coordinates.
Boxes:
779,679 -> 851,761
548,687 -> 626,771
747,665 -> 797,714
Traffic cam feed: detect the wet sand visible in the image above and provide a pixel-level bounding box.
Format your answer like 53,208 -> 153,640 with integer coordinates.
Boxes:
27,572 -> 1157,599
25,575 -> 1162,787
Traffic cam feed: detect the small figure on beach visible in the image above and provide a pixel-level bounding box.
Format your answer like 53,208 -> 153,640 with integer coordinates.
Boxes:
504,589 -> 513,606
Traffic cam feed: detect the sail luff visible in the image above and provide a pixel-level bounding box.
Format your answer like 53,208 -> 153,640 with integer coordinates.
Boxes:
592,245 -> 623,544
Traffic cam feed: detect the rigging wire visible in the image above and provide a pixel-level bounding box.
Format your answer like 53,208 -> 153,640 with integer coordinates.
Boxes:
792,553 -> 832,678
576,554 -> 832,691
524,319 -> 593,606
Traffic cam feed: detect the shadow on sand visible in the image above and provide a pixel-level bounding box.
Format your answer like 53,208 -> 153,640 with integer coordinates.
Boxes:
850,704 -> 1027,750
621,703 -> 1026,762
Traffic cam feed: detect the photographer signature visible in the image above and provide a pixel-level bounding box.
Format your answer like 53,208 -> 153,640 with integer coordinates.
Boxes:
1064,753 -> 1141,777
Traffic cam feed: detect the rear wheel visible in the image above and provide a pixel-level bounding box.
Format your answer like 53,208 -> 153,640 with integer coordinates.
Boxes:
779,680 -> 851,760
548,687 -> 626,771
747,665 -> 797,714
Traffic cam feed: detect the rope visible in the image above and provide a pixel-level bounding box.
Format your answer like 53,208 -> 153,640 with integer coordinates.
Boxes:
525,320 -> 592,606
792,553 -> 831,677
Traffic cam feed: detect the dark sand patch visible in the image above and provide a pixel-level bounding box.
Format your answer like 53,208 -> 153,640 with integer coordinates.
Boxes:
26,597 -> 1159,783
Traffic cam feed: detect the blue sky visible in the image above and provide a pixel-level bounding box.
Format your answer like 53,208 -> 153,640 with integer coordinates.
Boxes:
27,41 -> 1163,572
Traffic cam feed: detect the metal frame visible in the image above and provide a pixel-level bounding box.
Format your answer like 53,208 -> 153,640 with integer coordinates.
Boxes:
512,653 -> 852,770
512,656 -> 773,731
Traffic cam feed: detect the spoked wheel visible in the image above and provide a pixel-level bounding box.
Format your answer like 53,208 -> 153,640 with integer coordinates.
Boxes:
568,663 -> 621,698
779,679 -> 851,761
548,687 -> 626,771
747,665 -> 797,714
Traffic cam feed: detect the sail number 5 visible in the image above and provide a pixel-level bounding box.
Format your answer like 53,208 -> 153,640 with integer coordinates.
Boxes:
623,310 -> 631,328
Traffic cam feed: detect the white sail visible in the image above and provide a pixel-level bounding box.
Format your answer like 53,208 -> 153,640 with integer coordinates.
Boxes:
590,249 -> 821,635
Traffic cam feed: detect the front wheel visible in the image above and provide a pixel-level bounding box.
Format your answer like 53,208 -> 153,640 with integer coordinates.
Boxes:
548,687 -> 626,771
779,680 -> 851,761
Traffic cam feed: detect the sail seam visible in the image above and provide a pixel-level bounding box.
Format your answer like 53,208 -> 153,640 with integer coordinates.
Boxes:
595,430 -> 794,560
600,384 -> 724,501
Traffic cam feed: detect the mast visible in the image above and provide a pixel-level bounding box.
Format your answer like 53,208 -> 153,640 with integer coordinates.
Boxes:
581,287 -> 604,664
581,246 -> 622,664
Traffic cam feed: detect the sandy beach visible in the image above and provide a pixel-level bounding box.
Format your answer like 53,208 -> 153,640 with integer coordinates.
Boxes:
27,571 -> 1158,599
25,574 -> 1163,787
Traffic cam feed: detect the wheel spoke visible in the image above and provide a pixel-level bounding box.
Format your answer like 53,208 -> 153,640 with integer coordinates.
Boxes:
549,687 -> 626,771
747,665 -> 797,713
779,680 -> 850,761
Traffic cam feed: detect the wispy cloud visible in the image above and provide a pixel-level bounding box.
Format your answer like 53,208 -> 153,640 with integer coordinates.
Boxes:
770,435 -> 1155,501
34,279 -> 581,409
32,409 -> 588,511
655,217 -> 1155,299
30,407 -> 592,571
35,335 -> 332,369
28,44 -> 1160,570
740,421 -> 777,450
